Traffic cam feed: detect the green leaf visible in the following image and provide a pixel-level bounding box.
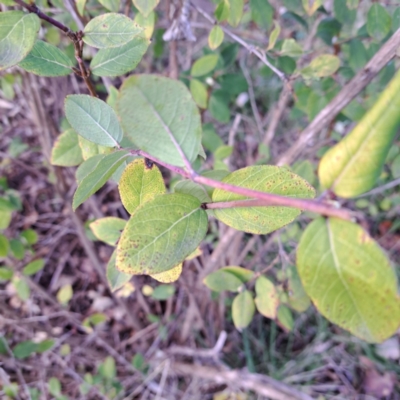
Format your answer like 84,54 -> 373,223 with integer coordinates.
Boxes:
23,259 -> 45,276
190,79 -> 208,109
57,284 -> 73,305
267,21 -> 280,51
65,95 -> 123,147
250,0 -> 273,30
286,265 -> 310,312
392,154 -> 400,178
215,0 -> 229,22
90,217 -> 126,246
276,305 -> 293,332
20,229 -> 38,245
10,239 -> 25,260
13,277 -> 30,301
13,340 -> 37,359
98,0 -> 119,12
203,270 -> 244,293
209,90 -> 230,123
211,166 -> 315,234
151,284 -> 175,300
116,193 -> 208,275
281,39 -> 302,58
297,218 -> 400,343
48,377 -> 61,397
90,36 -> 149,77
117,75 -> 202,167
227,0 -> 243,27
232,290 -> 255,330
309,54 -> 340,78
36,339 -> 55,353
302,0 -> 322,15
83,13 -> 141,48
254,276 -> 279,319
150,263 -> 182,283
51,129 -> 84,166
208,26 -> 224,50
18,40 -> 74,77
76,154 -> 106,184
0,11 -> 40,71
0,267 -> 13,280
118,159 -> 165,215
0,234 -> 9,258
106,250 -> 132,291
346,0 -> 358,9
133,0 -> 159,17
367,4 -> 391,42
73,151 -> 129,210
0,210 -> 12,230
174,180 -> 211,203
319,69 -> 400,198
191,54 -> 219,77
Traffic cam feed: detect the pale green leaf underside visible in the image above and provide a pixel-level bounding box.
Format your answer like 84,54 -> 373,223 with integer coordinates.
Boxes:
232,290 -> 255,330
117,75 -> 202,167
90,36 -> 149,77
73,151 -> 129,210
254,276 -> 279,319
118,159 -> 165,215
98,0 -> 119,12
319,69 -> 400,198
78,136 -> 112,160
50,129 -> 83,167
116,193 -> 208,275
76,154 -> 105,184
297,217 -> 400,343
65,94 -> 123,147
203,270 -> 244,292
90,217 -> 126,246
19,40 -> 74,76
83,13 -> 141,48
132,0 -> 159,17
0,11 -> 40,71
212,166 -> 315,234
174,180 -> 211,203
107,250 -> 132,291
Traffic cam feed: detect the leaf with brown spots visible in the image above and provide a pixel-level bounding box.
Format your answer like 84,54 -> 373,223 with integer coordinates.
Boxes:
211,166 -> 315,234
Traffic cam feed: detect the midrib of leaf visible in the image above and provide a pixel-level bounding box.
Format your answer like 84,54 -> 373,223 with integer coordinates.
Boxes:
30,47 -> 72,68
133,206 -> 200,259
332,89 -> 399,189
327,219 -> 369,336
72,100 -> 119,147
135,86 -> 187,162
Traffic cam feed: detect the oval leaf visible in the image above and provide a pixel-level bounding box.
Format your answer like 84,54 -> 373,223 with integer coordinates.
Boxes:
65,95 -> 123,147
297,217 -> 400,343
116,193 -> 208,275
367,4 -> 391,42
254,276 -> 279,319
190,79 -> 208,109
191,54 -> 219,77
276,305 -> 293,332
150,263 -> 183,283
78,136 -> 112,160
286,265 -> 310,312
117,75 -> 202,167
0,11 -> 40,71
90,36 -> 149,77
318,69 -> 400,197
208,26 -> 224,50
134,11 -> 155,40
98,0 -> 119,12
106,250 -> 132,291
118,159 -> 165,215
232,290 -> 255,330
90,217 -> 126,246
73,151 -> 129,210
203,270 -> 244,293
212,166 -> 315,234
309,54 -> 340,78
174,179 -> 211,203
83,13 -> 141,48
227,0 -> 243,27
51,129 -> 84,167
19,40 -> 74,76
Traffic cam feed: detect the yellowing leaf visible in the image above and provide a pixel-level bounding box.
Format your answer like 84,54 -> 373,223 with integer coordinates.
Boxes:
302,0 -> 322,16
150,263 -> 182,283
227,0 -> 243,27
319,69 -> 400,197
90,217 -> 126,246
267,21 -> 280,51
232,290 -> 255,330
133,0 -> 159,17
116,193 -> 208,275
309,54 -> 340,77
134,11 -> 155,39
208,26 -> 224,50
254,276 -> 279,319
51,129 -> 84,167
118,159 -> 165,215
297,218 -> 400,343
212,166 -> 315,234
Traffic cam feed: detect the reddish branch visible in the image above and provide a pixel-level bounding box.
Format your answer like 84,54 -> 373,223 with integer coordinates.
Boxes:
130,150 -> 355,221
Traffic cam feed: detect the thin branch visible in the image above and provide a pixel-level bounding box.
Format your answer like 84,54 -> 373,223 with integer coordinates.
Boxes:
355,177 -> 400,198
191,2 -> 287,82
132,150 -> 356,220
276,27 -> 400,166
